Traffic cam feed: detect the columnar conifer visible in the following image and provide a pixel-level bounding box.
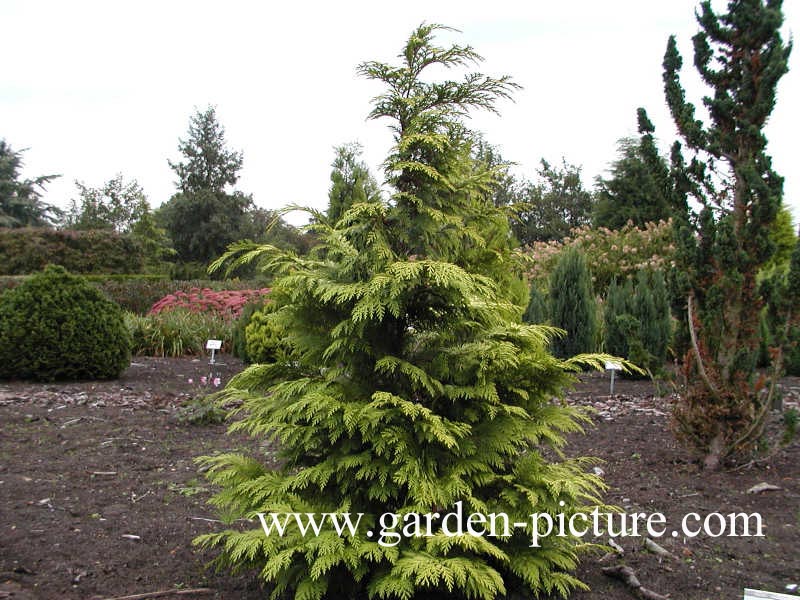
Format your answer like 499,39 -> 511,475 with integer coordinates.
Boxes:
663,0 -> 793,467
548,248 -> 597,358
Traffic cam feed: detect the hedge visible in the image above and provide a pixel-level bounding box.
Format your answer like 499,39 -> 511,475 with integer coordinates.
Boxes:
0,275 -> 258,314
0,227 -> 146,275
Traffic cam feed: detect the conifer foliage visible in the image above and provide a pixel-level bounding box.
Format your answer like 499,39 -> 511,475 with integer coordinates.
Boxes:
547,248 -> 597,358
603,271 -> 672,376
663,0 -> 793,468
197,25 -> 609,600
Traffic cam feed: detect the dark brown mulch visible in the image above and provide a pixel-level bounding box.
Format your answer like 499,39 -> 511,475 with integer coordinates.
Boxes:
0,359 -> 798,600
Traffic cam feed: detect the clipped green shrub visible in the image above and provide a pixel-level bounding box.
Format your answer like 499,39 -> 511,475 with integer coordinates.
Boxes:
0,265 -> 131,381
230,298 -> 269,362
0,276 -> 24,296
125,308 -> 232,357
0,227 -> 146,275
548,247 -> 597,357
243,303 -> 289,363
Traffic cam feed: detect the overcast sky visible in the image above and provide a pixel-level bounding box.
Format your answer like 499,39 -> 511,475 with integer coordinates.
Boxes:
2,0 -> 798,227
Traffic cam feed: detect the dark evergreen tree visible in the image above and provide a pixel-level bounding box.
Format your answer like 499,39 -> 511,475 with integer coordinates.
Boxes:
159,107 -> 258,266
168,106 -> 243,195
157,189 -> 254,264
593,110 -> 678,229
663,0 -> 792,468
0,139 -> 61,228
649,269 -> 672,366
603,278 -> 630,358
633,270 -> 671,371
603,271 -> 671,376
548,248 -> 597,358
522,282 -> 548,324
198,24 -> 610,600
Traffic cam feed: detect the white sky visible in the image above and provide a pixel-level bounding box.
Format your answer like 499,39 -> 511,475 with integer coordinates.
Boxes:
2,0 -> 798,227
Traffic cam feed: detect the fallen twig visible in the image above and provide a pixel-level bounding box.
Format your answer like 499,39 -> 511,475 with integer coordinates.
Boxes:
602,565 -> 669,600
644,537 -> 675,560
608,537 -> 625,555
97,588 -> 213,600
131,490 -> 152,503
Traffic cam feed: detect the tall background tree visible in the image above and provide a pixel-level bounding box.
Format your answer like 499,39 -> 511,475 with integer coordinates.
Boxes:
66,174 -> 149,232
512,158 -> 593,245
593,109 -> 678,229
158,106 -> 257,266
663,0 -> 794,468
65,173 -> 175,272
0,139 -> 61,228
168,106 -> 243,195
199,24 -> 609,599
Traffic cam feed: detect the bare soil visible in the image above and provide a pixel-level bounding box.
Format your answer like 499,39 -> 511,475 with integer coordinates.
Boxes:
1,358 -> 798,600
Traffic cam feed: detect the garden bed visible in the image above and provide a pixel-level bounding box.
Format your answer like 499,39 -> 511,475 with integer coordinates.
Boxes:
1,358 -> 798,599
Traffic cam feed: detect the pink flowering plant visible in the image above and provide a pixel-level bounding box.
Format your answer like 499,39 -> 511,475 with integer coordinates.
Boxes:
178,373 -> 227,425
149,287 -> 270,320
524,219 -> 675,292
187,375 -> 222,388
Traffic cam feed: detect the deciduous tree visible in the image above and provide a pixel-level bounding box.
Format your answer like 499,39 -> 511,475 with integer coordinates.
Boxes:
66,173 -> 149,233
513,159 -> 593,245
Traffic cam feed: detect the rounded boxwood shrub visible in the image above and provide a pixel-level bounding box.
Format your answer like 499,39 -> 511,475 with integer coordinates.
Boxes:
0,265 -> 131,381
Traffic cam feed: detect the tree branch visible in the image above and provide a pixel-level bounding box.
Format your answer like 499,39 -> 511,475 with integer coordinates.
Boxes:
687,293 -> 719,398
